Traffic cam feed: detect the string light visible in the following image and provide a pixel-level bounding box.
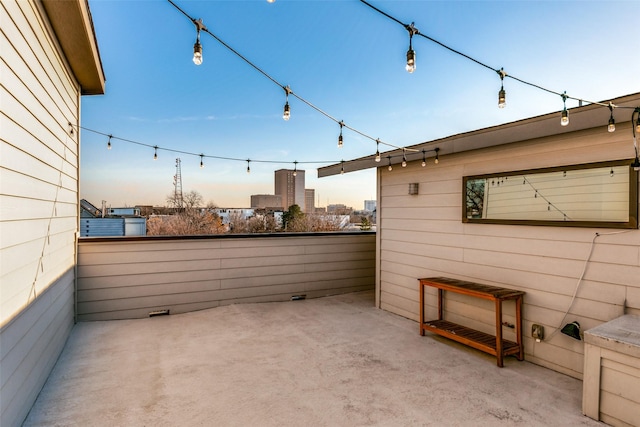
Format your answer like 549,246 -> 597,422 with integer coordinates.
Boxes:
192,19 -> 205,65
338,121 -> 344,148
246,159 -> 251,173
107,134 -> 112,150
168,0 -> 419,157
341,160 -> 345,175
282,86 -> 291,121
387,156 -> 393,171
421,150 -> 426,167
153,145 -> 158,160
293,160 -> 298,176
497,68 -> 507,108
560,92 -> 569,126
200,154 -> 204,168
607,103 -> 615,132
402,149 -> 407,167
375,139 -> 381,162
434,147 -> 439,164
83,126 -> 342,174
167,1 -> 640,174
405,22 -> 417,73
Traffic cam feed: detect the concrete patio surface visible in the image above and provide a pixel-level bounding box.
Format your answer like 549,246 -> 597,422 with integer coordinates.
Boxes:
24,291 -> 601,426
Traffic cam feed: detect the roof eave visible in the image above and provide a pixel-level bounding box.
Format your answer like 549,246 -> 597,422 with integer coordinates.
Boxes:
41,0 -> 105,95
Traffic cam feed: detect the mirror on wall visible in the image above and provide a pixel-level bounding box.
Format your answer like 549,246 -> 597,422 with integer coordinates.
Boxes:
463,159 -> 638,228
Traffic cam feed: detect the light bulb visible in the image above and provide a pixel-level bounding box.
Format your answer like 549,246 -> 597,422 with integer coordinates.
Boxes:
338,134 -> 343,148
422,160 -> 426,167
283,102 -> 290,121
153,147 -> 158,160
561,108 -> 569,126
375,151 -> 381,162
402,157 -> 407,168
406,49 -> 416,73
498,87 -> 506,108
388,164 -> 393,171
608,116 -> 615,133
193,42 -> 203,65
107,135 -> 112,150
293,169 -> 297,177
267,0 -> 275,2
340,163 -> 345,175
632,157 -> 640,172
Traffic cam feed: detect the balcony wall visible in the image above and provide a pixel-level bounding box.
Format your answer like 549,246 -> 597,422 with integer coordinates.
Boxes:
77,232 -> 376,321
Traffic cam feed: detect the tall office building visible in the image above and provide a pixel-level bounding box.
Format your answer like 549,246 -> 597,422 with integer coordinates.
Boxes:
305,189 -> 315,213
274,169 -> 305,211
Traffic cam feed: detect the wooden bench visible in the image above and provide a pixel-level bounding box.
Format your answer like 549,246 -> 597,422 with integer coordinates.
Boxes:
419,277 -> 525,367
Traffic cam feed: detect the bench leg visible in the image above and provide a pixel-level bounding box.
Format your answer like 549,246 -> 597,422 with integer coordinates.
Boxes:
495,299 -> 503,367
419,283 -> 425,336
516,296 -> 524,361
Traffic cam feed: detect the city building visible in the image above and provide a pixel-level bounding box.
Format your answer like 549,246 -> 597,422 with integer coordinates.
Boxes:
274,169 -> 305,211
250,194 -> 282,210
305,189 -> 315,213
79,199 -> 146,237
364,200 -> 376,212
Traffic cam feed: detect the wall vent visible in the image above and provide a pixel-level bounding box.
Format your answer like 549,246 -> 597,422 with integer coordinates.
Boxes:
148,309 -> 170,317
408,183 -> 419,195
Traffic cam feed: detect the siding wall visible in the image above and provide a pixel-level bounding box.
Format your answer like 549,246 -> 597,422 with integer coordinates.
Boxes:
377,125 -> 640,379
0,2 -> 80,425
77,233 -> 376,321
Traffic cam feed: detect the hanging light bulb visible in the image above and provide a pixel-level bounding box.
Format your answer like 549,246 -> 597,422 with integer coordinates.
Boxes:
434,148 -> 440,164
107,134 -> 112,150
340,161 -> 345,175
200,154 -> 204,168
192,19 -> 205,65
193,41 -> 203,65
607,103 -> 615,132
293,161 -> 298,177
387,156 -> 393,171
338,121 -> 344,148
375,139 -> 381,162
153,146 -> 158,160
421,150 -> 426,167
402,149 -> 407,167
405,23 -> 417,73
560,92 -> 569,126
246,160 -> 251,174
497,68 -> 507,108
282,86 -> 291,121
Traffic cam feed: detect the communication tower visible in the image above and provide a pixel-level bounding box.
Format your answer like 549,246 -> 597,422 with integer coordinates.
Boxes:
173,158 -> 184,208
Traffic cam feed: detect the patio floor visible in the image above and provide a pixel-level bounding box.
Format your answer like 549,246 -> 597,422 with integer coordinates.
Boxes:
24,291 -> 601,426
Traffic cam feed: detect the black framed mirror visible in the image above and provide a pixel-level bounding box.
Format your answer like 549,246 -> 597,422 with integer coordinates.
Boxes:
463,159 -> 638,228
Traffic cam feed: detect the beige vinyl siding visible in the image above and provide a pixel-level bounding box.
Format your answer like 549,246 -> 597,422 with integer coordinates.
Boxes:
378,124 -> 640,379
1,0 -> 79,325
77,233 -> 376,321
0,1 -> 83,426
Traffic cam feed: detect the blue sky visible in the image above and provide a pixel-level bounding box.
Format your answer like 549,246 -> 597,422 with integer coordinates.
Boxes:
80,0 -> 640,209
